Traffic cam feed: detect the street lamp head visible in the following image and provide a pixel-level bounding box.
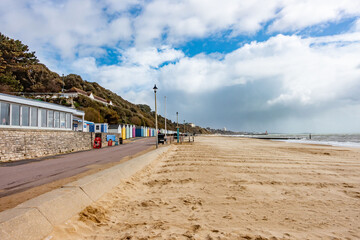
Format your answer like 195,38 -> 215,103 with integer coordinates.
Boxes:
153,84 -> 158,93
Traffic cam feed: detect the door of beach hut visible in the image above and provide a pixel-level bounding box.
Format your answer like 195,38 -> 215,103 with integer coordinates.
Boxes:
135,126 -> 141,137
121,125 -> 125,140
125,125 -> 128,139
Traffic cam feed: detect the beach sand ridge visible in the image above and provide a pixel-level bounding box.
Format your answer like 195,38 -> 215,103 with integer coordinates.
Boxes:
47,136 -> 360,239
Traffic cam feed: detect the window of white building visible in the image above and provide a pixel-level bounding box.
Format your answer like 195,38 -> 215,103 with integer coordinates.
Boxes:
1,102 -> 10,125
11,104 -> 20,126
54,111 -> 60,128
60,112 -> 65,128
30,107 -> 38,127
21,106 -> 30,126
48,110 -> 54,128
40,109 -> 47,127
66,113 -> 71,129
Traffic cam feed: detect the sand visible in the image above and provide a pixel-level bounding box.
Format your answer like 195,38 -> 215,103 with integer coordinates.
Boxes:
46,136 -> 360,239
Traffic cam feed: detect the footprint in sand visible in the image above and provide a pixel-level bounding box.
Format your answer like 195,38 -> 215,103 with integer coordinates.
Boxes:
222,213 -> 233,220
180,195 -> 203,206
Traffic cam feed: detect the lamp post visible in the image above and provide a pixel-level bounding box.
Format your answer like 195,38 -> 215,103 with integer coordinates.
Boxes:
183,120 -> 185,135
153,84 -> 158,149
62,74 -> 65,93
164,96 -> 167,139
176,112 -> 179,143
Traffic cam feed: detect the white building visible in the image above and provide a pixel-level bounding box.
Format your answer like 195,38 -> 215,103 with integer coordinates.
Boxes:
0,93 -> 85,131
62,87 -> 110,106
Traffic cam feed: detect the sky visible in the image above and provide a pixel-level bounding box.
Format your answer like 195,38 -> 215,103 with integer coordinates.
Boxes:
1,0 -> 360,133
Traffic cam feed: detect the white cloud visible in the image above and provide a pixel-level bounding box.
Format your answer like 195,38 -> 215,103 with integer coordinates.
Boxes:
133,0 -> 360,45
103,0 -> 141,14
353,18 -> 360,32
97,64 -> 156,91
121,46 -> 184,67
71,59 -> 158,99
2,0 -> 360,60
0,0 -> 133,59
269,0 -> 360,32
72,57 -> 98,75
71,33 -> 360,112
134,0 -> 280,45
71,46 -> 185,97
159,54 -> 227,93
156,34 -> 360,107
2,0 -> 360,131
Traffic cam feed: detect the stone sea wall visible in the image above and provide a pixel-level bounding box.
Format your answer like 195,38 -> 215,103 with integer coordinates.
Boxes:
0,129 -> 121,162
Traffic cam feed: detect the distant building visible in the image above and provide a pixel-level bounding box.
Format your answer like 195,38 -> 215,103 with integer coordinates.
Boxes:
61,87 -> 86,98
63,87 -> 110,106
0,93 -> 84,131
189,123 -> 195,128
223,127 -> 227,131
92,94 -> 108,105
94,123 -> 108,133
108,124 -> 122,134
73,117 -> 94,132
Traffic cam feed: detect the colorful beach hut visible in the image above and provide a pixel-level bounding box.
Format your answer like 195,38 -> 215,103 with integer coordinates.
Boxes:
132,125 -> 136,138
126,124 -> 130,139
135,126 -> 142,137
121,124 -> 126,140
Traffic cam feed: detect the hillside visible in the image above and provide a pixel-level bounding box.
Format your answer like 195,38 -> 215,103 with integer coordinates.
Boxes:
0,33 -> 209,134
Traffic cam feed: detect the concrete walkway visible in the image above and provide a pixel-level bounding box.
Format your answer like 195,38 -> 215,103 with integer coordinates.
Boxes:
0,137 -> 155,198
0,144 -> 171,240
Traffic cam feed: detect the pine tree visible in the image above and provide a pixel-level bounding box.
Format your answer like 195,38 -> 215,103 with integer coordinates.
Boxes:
0,33 -> 39,92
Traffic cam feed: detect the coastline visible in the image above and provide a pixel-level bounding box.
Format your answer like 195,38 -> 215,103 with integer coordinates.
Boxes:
220,133 -> 360,149
46,136 -> 360,239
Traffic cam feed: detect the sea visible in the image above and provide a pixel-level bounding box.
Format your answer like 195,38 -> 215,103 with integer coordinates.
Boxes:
231,134 -> 360,148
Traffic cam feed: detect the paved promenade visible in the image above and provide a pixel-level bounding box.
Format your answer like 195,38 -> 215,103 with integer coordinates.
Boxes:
0,137 -> 155,199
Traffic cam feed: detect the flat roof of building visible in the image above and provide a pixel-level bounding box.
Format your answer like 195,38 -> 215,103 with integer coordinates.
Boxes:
0,93 -> 84,116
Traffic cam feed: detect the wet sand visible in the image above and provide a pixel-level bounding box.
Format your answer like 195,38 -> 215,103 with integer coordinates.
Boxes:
47,136 -> 360,239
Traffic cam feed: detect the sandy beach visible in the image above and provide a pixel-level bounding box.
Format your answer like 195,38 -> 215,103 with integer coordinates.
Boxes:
46,136 -> 360,239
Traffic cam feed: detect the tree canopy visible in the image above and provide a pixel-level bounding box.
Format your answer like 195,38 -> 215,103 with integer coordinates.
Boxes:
0,33 -> 64,93
0,33 -> 38,91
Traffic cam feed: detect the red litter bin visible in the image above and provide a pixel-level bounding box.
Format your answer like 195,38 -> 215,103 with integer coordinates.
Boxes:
93,137 -> 102,149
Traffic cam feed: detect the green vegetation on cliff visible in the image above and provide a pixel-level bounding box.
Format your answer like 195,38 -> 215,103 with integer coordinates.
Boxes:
0,33 -> 209,134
